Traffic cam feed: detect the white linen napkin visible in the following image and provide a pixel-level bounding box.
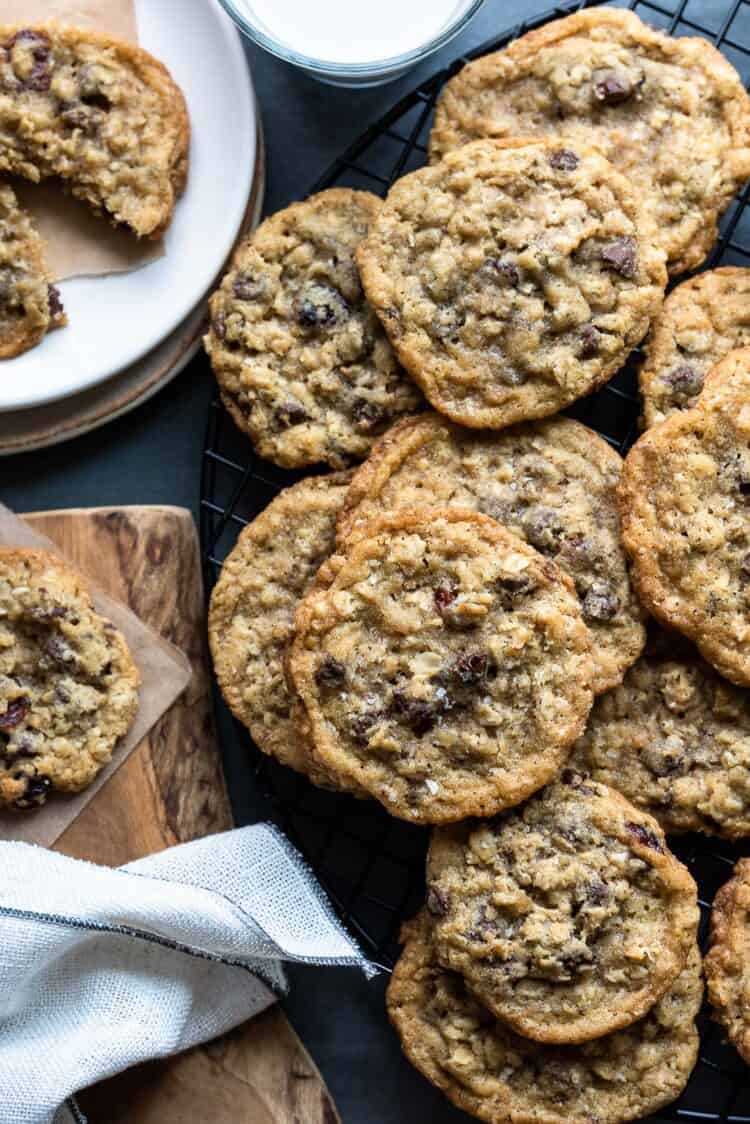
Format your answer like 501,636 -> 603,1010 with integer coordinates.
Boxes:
0,824 -> 375,1124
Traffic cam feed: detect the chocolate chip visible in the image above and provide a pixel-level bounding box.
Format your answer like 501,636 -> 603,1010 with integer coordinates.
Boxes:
479,258 -> 520,287
523,506 -> 563,554
426,886 -> 450,917
581,580 -> 619,623
0,699 -> 29,730
350,711 -> 379,746
434,585 -> 458,613
549,149 -> 580,171
600,237 -> 637,279
294,283 -> 347,330
315,655 -> 346,691
275,400 -> 308,428
47,285 -> 64,320
664,364 -> 704,401
388,691 -> 437,736
626,821 -> 663,852
579,324 -> 600,358
14,773 -> 52,810
497,573 -> 536,610
351,398 -> 387,433
232,273 -> 266,302
593,70 -> 634,105
212,313 -> 226,341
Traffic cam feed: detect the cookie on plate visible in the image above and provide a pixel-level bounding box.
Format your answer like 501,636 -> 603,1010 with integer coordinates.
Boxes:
205,188 -> 423,470
387,911 -> 702,1124
429,8 -> 750,276
0,25 -> 189,238
620,347 -> 750,687
706,858 -> 750,1064
569,626 -> 750,840
339,412 -> 644,695
640,268 -> 750,428
426,775 -> 699,1044
0,548 -> 139,809
289,508 -> 593,824
0,182 -> 65,359
357,137 -> 665,429
208,474 -> 360,790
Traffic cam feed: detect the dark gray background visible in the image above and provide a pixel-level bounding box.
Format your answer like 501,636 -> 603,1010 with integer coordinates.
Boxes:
1,1 -> 683,1120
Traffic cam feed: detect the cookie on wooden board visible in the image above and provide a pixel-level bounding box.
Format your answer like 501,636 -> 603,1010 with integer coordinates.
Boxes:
206,188 -> 423,470
619,347 -> 750,687
0,548 -> 139,809
338,411 -> 644,695
426,774 -> 699,1044
0,24 -> 189,238
387,911 -> 702,1124
357,137 -> 665,429
289,508 -> 593,824
429,7 -> 750,275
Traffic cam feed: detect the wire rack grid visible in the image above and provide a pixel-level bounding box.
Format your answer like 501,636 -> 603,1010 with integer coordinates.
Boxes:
202,1 -> 750,1118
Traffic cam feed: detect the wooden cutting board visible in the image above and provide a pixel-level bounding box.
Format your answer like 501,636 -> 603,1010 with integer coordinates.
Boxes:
25,505 -> 340,1124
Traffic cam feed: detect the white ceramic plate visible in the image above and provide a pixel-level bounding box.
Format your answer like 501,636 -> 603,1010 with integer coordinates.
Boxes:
0,0 -> 256,412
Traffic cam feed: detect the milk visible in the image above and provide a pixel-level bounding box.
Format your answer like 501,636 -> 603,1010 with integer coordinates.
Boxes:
229,0 -> 481,84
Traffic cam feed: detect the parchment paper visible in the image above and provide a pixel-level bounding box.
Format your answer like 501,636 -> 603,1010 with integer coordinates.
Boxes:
1,0 -> 165,279
0,503 -> 192,847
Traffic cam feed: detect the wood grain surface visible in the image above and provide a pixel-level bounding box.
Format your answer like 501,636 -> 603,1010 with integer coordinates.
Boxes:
25,505 -> 340,1124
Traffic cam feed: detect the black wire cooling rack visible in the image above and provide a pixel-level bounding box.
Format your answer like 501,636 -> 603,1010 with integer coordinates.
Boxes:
202,0 -> 750,1118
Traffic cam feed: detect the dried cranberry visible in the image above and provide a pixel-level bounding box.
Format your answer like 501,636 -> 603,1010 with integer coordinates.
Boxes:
60,102 -> 97,132
275,400 -> 308,428
0,699 -> 29,730
426,886 -> 450,917
350,711 -> 379,746
388,691 -> 437,736
665,363 -> 703,400
496,574 -> 535,609
581,580 -> 619,623
560,769 -> 596,795
315,655 -> 346,691
14,773 -> 52,809
232,273 -> 265,302
434,585 -> 458,613
579,324 -> 600,358
626,821 -> 664,852
212,313 -> 226,340
294,283 -> 347,330
600,237 -> 637,279
47,285 -> 64,320
549,149 -> 580,171
593,70 -> 634,105
449,651 -> 492,686
8,30 -> 53,93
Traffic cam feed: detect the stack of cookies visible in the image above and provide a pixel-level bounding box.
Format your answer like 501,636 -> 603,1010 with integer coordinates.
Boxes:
206,9 -> 750,1121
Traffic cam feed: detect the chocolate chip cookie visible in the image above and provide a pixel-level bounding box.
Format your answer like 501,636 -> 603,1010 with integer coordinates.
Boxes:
289,509 -> 593,823
706,858 -> 750,1065
640,268 -> 750,428
339,412 -> 644,695
206,189 -> 423,470
0,549 -> 139,810
430,8 -> 750,276
0,182 -> 65,358
208,474 -> 359,789
426,775 -> 699,1044
569,626 -> 750,839
357,137 -> 665,429
0,25 -> 189,238
620,347 -> 750,687
387,912 -> 702,1124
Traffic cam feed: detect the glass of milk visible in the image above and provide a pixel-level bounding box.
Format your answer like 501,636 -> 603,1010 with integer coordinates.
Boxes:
218,0 -> 486,87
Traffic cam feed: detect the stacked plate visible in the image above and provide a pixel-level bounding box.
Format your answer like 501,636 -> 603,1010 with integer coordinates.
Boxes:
0,0 -> 263,455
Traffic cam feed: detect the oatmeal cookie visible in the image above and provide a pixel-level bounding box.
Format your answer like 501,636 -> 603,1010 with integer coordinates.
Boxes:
641,268 -> 750,428
208,474 -> 358,789
205,188 -> 423,470
706,858 -> 750,1065
426,775 -> 699,1043
0,548 -> 139,810
620,347 -> 750,687
0,182 -> 65,359
569,626 -> 750,839
430,8 -> 750,276
339,412 -> 644,695
357,137 -> 665,429
289,509 -> 593,823
388,912 -> 702,1124
0,24 -> 189,238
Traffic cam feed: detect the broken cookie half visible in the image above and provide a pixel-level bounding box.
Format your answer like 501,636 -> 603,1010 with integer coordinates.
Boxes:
0,182 -> 65,359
